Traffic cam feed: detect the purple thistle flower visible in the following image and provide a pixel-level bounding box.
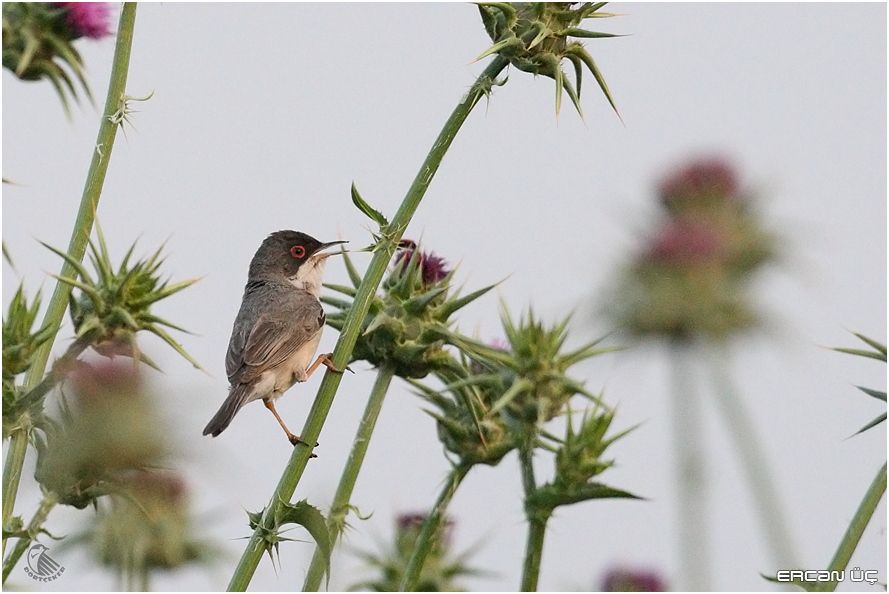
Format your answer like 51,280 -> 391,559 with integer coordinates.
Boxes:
55,2 -> 112,39
646,219 -> 726,265
396,512 -> 454,547
658,157 -> 738,208
601,567 -> 667,592
395,239 -> 450,285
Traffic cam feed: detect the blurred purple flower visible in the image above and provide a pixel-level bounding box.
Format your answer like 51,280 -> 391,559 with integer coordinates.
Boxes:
646,219 -> 726,265
396,239 -> 450,285
601,567 -> 667,592
658,158 -> 738,207
69,359 -> 142,407
55,2 -> 112,39
396,511 -> 454,547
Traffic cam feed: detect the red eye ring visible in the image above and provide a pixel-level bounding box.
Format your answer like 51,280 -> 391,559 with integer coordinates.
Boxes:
290,245 -> 306,259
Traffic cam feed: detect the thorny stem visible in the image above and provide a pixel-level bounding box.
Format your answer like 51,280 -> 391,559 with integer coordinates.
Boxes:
519,442 -> 549,591
2,3 -> 138,550
670,341 -> 710,591
814,463 -> 887,592
2,493 -> 58,583
226,55 -> 509,591
398,463 -> 472,591
302,365 -> 396,591
2,334 -> 90,564
708,346 -> 798,569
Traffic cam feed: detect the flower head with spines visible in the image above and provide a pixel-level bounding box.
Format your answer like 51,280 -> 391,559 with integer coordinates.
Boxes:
43,226 -> 202,371
323,242 -> 496,379
454,305 -> 616,425
476,2 -> 622,117
2,2 -> 112,113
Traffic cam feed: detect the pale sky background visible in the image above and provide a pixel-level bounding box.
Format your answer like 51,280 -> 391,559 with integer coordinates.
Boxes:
2,3 -> 886,592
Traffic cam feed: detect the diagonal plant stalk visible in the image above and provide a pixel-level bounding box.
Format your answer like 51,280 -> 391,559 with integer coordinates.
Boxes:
302,365 -> 396,591
2,492 -> 58,583
707,345 -> 798,570
518,441 -> 548,592
398,463 -> 472,591
670,340 -> 710,591
226,55 -> 510,591
814,462 -> 886,592
1,2 -> 138,553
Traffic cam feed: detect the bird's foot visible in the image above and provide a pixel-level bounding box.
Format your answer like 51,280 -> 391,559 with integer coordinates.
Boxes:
287,433 -> 320,454
318,353 -> 354,375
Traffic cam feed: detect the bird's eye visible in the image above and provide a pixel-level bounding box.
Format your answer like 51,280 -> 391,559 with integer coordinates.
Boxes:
290,245 -> 306,259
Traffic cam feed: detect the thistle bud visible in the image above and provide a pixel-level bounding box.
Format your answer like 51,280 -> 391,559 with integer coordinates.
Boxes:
46,234 -> 202,370
91,471 -> 209,574
413,359 -> 517,467
482,307 -> 611,424
325,243 -> 494,379
351,512 -> 473,592
477,2 -> 622,115
525,408 -> 640,515
3,286 -> 55,436
34,361 -> 168,509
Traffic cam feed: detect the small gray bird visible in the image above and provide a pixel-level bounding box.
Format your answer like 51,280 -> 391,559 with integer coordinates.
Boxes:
203,230 -> 347,446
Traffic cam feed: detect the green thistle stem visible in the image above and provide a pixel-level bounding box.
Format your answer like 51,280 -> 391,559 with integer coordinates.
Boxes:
670,341 -> 710,591
398,463 -> 472,591
0,435 -> 28,557
2,493 -> 58,583
303,365 -> 396,591
2,3 -> 138,546
226,55 -> 509,592
708,346 -> 798,569
520,519 -> 548,592
815,462 -> 887,592
15,337 -> 91,412
2,336 -> 89,567
519,443 -> 548,592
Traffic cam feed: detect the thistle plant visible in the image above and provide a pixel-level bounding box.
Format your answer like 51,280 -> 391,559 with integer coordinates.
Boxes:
3,7 -> 138,566
399,308 -> 627,592
2,286 -> 54,439
477,2 -> 622,116
87,470 -> 213,591
518,408 -> 640,591
33,360 -> 169,510
351,513 -> 479,592
765,333 -> 886,592
2,232 -> 200,582
4,356 -> 193,583
608,158 -> 792,589
303,243 -> 496,591
2,2 -> 113,113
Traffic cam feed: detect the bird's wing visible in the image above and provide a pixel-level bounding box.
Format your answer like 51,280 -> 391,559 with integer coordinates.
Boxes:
227,288 -> 324,385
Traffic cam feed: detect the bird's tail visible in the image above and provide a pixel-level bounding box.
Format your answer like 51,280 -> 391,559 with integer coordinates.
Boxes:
203,384 -> 253,437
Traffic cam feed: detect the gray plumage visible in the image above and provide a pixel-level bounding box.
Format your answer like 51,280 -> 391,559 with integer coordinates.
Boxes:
203,230 -> 342,438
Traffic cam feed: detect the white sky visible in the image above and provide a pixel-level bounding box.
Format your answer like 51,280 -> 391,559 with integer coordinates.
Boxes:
2,3 -> 886,592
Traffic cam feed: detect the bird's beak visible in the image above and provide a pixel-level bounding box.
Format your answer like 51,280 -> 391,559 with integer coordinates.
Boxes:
313,240 -> 349,261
